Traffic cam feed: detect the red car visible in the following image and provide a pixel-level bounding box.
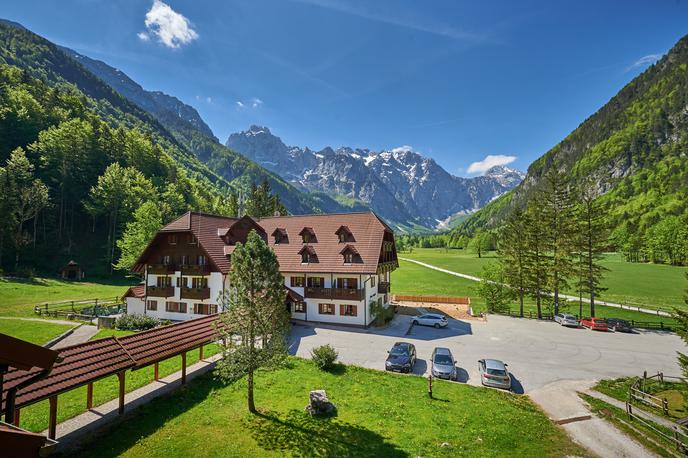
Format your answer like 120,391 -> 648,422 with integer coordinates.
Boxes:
580,317 -> 608,331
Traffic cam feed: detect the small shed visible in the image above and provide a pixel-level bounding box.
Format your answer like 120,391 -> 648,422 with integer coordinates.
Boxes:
59,261 -> 84,281
122,284 -> 145,315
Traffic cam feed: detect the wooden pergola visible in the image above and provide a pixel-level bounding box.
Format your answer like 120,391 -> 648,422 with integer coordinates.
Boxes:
1,314 -> 223,440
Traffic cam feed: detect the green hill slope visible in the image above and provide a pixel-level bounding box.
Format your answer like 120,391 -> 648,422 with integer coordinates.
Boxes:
455,33 -> 688,245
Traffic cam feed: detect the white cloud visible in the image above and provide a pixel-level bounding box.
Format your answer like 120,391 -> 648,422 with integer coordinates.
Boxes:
627,53 -> 661,72
138,0 -> 198,49
467,154 -> 516,174
236,101 -> 245,108
236,98 -> 264,110
391,145 -> 413,153
251,98 -> 263,108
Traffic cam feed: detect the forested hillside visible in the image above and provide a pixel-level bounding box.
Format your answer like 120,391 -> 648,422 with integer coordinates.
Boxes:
453,33 -> 688,265
0,22 -> 293,275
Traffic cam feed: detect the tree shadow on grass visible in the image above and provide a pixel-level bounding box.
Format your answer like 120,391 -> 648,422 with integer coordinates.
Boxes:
247,409 -> 408,457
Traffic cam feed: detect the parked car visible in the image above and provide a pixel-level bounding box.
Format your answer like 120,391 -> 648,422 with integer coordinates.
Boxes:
607,318 -> 633,333
412,313 -> 448,328
385,342 -> 416,373
580,317 -> 608,331
431,347 -> 457,380
554,313 -> 579,327
478,359 -> 511,390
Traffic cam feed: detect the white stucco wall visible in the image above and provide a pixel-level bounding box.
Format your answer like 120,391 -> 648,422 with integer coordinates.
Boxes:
125,297 -> 144,315
143,271 -> 227,321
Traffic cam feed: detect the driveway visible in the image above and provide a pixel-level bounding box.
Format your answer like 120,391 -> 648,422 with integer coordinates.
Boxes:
289,314 -> 685,393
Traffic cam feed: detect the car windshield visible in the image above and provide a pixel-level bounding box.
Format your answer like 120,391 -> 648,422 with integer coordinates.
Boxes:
434,354 -> 453,365
390,346 -> 409,356
487,368 -> 507,376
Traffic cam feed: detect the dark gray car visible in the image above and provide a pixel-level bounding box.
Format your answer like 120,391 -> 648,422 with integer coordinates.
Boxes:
385,342 -> 416,373
431,347 -> 457,380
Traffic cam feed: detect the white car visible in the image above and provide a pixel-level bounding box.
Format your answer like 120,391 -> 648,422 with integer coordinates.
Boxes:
554,313 -> 579,327
412,313 -> 448,328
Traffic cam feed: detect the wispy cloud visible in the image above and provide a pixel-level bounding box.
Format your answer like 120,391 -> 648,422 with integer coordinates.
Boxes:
138,0 -> 198,49
391,145 -> 413,154
626,53 -> 661,72
467,154 -> 516,174
293,0 -> 493,44
235,98 -> 264,110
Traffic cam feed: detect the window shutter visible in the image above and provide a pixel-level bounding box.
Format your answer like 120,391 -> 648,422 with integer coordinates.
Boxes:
351,305 -> 357,316
340,304 -> 345,315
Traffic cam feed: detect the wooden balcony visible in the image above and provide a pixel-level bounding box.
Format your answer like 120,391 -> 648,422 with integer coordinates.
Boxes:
181,287 -> 211,300
304,287 -> 364,301
146,285 -> 174,297
148,264 -> 175,274
378,282 -> 390,294
180,264 -> 209,275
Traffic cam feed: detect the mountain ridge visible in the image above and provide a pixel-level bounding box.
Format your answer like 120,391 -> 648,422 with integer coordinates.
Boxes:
227,125 -> 524,230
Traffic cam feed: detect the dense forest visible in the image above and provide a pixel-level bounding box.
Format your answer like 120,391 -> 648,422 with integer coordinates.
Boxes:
0,22 -> 291,276
451,33 -> 688,266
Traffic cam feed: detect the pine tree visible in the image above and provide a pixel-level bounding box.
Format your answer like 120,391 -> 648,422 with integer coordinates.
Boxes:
499,208 -> 528,317
216,230 -> 290,413
522,195 -> 551,319
540,167 -> 577,315
577,185 -> 609,317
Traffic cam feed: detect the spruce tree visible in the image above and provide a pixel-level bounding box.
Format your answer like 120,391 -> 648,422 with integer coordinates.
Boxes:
577,185 -> 609,317
216,230 -> 290,413
499,208 -> 528,317
522,196 -> 551,319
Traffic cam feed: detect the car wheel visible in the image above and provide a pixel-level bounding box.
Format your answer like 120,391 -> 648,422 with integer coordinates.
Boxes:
412,320 -> 418,325
434,323 -> 440,329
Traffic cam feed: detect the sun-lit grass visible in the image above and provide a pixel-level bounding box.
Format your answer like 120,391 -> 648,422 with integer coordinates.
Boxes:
400,248 -> 686,312
90,328 -> 137,340
0,319 -> 74,344
0,276 -> 134,317
73,358 -> 585,458
392,259 -> 676,326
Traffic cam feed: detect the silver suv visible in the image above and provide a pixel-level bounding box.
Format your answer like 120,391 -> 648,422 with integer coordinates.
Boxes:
431,347 -> 457,380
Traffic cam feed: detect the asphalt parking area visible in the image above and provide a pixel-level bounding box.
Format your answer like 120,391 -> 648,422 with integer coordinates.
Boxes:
288,314 -> 685,393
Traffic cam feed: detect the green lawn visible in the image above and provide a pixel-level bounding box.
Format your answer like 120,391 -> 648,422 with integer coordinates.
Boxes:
595,377 -> 688,419
90,328 -> 137,340
400,249 -> 686,312
392,259 -> 676,326
0,276 -> 135,317
17,341 -> 219,433
0,319 -> 74,345
73,358 -> 585,458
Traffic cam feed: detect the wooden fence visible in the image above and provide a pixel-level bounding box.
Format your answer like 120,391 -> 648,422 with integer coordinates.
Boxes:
493,310 -> 673,331
34,297 -> 123,320
392,295 -> 471,305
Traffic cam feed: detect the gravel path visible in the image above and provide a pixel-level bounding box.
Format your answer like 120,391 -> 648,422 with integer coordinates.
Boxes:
399,257 -> 672,317
0,316 -> 80,326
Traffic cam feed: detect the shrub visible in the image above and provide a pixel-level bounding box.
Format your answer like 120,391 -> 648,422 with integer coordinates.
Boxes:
370,301 -> 395,326
115,313 -> 159,331
311,344 -> 338,371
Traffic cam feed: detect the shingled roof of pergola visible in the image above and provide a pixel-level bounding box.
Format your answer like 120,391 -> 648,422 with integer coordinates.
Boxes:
1,314 -> 222,411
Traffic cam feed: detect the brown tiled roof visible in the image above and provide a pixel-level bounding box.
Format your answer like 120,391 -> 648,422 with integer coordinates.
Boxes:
259,212 -> 390,274
122,284 -> 145,299
285,286 -> 304,302
0,334 -> 59,372
136,211 -> 393,275
339,244 -> 359,255
117,314 -> 221,369
1,338 -> 135,410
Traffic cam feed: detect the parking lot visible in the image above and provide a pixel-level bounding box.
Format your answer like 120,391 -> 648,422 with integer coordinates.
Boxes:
289,314 -> 685,393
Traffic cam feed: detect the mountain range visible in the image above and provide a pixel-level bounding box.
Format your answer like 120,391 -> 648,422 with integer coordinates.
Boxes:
227,126 -> 524,229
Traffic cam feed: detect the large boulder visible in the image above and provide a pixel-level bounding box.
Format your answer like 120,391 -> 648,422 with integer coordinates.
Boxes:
305,390 -> 336,416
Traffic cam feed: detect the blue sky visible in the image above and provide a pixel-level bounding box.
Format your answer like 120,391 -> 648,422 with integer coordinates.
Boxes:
2,0 -> 688,176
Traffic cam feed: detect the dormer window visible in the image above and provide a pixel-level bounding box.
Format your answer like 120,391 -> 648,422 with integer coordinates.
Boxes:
299,227 -> 316,243
335,226 -> 354,243
198,255 -> 207,266
272,228 -> 288,244
168,234 -> 177,245
299,245 -> 317,264
187,234 -> 197,245
340,244 -> 359,264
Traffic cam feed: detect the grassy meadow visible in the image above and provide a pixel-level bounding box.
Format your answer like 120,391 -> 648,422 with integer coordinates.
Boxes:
398,248 -> 686,312
391,258 -> 677,325
0,318 -> 74,344
0,276 -> 134,317
73,358 -> 585,458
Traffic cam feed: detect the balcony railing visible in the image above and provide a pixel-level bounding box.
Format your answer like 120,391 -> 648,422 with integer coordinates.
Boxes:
148,264 -> 175,274
304,287 -> 364,301
181,287 -> 211,300
180,264 -> 209,275
378,282 -> 390,294
146,285 -> 174,297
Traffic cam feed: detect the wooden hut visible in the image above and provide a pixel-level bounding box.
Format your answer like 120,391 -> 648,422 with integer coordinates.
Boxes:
59,261 -> 84,280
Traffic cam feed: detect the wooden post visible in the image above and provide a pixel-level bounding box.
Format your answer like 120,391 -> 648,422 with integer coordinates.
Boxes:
428,375 -> 433,399
117,372 -> 125,415
199,345 -> 204,361
154,362 -> 159,381
86,382 -> 93,409
13,408 -> 20,426
48,396 -> 58,440
181,352 -> 187,385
